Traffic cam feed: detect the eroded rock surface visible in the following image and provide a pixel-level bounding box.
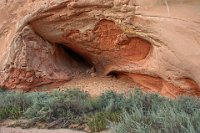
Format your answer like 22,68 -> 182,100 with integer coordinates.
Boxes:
0,0 -> 200,97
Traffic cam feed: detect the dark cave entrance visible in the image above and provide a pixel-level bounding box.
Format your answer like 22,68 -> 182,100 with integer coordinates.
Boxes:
57,43 -> 95,73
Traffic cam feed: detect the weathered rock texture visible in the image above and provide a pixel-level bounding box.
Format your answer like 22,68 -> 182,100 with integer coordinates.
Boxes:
0,0 -> 200,97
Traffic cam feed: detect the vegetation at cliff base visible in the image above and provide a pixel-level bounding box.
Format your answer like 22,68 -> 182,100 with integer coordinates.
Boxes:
0,88 -> 200,133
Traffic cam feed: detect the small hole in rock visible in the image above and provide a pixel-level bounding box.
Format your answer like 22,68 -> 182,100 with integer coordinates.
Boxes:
107,71 -> 133,82
107,71 -> 120,78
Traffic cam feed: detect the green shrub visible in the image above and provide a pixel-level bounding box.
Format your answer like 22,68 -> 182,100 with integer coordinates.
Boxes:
111,90 -> 200,133
0,91 -> 31,120
0,87 -> 6,92
0,106 -> 22,120
1,88 -> 200,133
87,111 -> 121,132
23,89 -> 92,127
97,91 -> 126,112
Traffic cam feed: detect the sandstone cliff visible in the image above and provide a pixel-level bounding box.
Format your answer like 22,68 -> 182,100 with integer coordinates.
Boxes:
0,0 -> 200,97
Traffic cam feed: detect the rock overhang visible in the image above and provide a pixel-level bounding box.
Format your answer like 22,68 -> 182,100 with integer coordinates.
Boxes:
0,0 -> 200,97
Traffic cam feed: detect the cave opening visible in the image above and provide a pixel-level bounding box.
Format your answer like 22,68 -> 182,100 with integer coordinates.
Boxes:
107,71 -> 120,78
107,71 -> 134,82
57,43 -> 95,73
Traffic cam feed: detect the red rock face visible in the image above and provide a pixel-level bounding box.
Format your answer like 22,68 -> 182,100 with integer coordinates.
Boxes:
127,74 -> 200,98
0,0 -> 200,97
94,20 -> 151,62
95,20 -> 123,51
62,20 -> 152,73
3,68 -> 68,91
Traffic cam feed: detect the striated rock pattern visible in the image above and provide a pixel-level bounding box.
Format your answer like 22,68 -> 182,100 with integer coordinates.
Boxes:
0,0 -> 200,97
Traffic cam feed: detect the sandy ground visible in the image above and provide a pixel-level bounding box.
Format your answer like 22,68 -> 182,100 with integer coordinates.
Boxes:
0,127 -> 86,133
58,74 -> 137,96
0,127 -> 111,133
